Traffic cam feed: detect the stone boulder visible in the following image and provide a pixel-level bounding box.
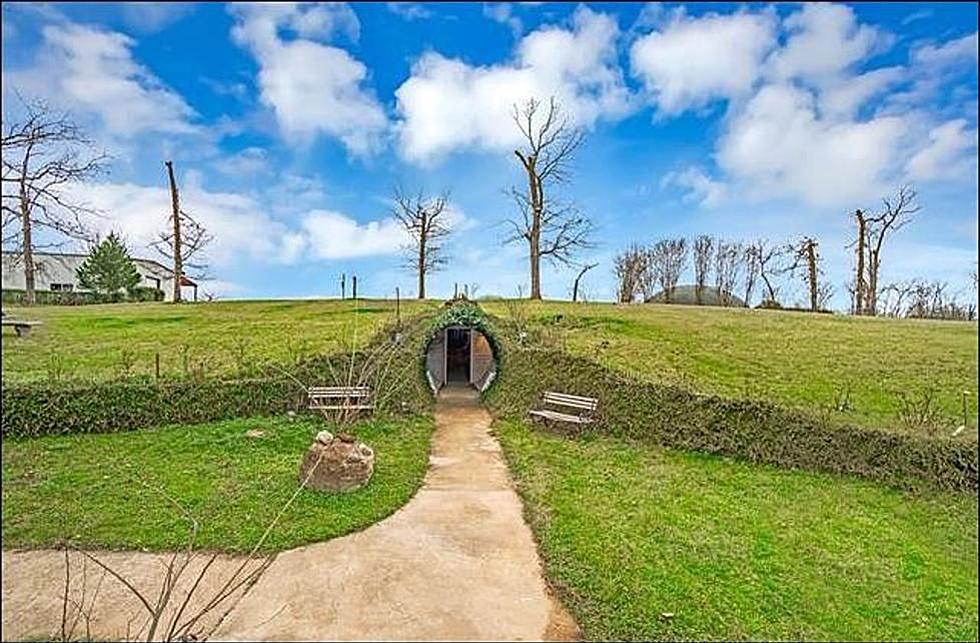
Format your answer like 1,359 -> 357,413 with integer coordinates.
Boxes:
298,430 -> 375,493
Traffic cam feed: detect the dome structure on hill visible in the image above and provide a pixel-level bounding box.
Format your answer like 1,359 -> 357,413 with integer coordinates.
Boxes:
644,284 -> 746,307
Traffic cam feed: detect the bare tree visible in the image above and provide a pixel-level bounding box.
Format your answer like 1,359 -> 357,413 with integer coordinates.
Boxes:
648,238 -> 687,303
741,243 -> 760,307
614,244 -> 648,303
791,236 -> 824,312
570,262 -> 597,303
151,161 -> 212,303
753,239 -> 790,306
714,241 -> 742,306
1,97 -> 107,304
852,185 -> 922,315
506,97 -> 592,299
391,186 -> 451,299
692,234 -> 713,305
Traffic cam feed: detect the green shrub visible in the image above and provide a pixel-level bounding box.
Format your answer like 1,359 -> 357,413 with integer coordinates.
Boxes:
1,310 -> 439,438
485,347 -> 978,493
2,288 -> 164,306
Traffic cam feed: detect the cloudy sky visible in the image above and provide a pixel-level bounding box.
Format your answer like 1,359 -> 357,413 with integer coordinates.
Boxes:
2,2 -> 977,306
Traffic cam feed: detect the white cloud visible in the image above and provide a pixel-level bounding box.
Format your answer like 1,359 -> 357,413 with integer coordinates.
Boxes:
301,211 -> 407,260
394,6 -> 632,163
905,119 -> 979,182
69,180 -> 296,266
229,3 -> 387,155
661,167 -> 728,206
119,3 -> 195,33
213,146 -> 271,176
716,84 -> 906,206
768,3 -> 887,82
816,66 -> 904,119
483,3 -> 524,37
629,10 -> 777,115
4,22 -> 196,136
386,2 -> 433,21
911,31 -> 979,68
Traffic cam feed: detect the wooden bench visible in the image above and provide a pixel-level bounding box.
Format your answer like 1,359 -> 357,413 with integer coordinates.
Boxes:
529,391 -> 598,425
308,386 -> 374,412
1,319 -> 42,337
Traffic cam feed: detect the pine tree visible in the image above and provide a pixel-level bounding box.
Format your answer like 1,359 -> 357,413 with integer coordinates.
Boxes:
76,232 -> 142,299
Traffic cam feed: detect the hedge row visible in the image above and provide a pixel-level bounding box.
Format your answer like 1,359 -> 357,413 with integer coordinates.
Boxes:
2,311 -> 438,438
485,346 -> 978,493
2,287 -> 164,306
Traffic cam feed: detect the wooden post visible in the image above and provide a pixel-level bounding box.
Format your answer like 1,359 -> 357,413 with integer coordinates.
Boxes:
454,283 -> 458,298
165,161 -> 183,303
155,352 -> 160,380
396,287 -> 401,328
352,275 -> 358,300
341,273 -> 346,300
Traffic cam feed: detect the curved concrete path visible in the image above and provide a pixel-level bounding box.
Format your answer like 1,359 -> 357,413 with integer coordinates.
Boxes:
2,386 -> 578,641
214,384 -> 578,641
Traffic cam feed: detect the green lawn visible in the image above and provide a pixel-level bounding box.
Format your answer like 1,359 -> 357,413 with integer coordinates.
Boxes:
483,300 -> 979,431
2,414 -> 434,553
1,298 -> 439,384
497,418 -> 979,642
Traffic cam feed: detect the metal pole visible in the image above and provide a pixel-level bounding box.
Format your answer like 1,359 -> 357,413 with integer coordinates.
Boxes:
341,273 -> 346,300
352,275 -> 358,300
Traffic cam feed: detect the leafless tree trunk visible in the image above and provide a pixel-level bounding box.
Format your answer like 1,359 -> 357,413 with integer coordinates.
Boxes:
392,186 -> 451,299
863,185 -> 921,315
506,97 -> 592,300
571,262 -> 597,303
151,161 -> 212,303
1,97 -> 107,305
741,243 -> 760,307
753,239 -> 789,306
614,244 -> 647,303
648,238 -> 687,303
852,209 -> 867,315
792,236 -> 823,312
165,161 -> 183,303
714,241 -> 742,306
693,234 -> 713,305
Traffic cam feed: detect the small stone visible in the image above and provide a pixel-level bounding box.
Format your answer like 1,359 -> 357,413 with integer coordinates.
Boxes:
659,612 -> 674,622
245,429 -> 265,438
316,430 -> 334,445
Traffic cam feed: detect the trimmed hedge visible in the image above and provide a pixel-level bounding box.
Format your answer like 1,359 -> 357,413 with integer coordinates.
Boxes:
485,346 -> 978,493
2,287 -> 164,306
2,311 -> 438,438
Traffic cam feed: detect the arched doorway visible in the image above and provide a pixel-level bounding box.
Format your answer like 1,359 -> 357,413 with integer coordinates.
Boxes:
425,325 -> 497,393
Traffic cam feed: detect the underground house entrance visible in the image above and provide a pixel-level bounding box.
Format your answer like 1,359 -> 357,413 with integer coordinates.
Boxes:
424,325 -> 497,393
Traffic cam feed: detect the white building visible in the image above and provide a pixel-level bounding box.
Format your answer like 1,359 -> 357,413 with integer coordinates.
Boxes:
1,251 -> 198,302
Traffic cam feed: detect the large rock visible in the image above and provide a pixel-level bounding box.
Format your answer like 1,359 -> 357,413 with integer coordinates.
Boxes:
298,430 -> 375,493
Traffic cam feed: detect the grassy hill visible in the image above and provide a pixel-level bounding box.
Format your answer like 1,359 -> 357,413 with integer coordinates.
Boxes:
481,300 -> 978,432
1,299 -> 438,383
645,283 -> 746,306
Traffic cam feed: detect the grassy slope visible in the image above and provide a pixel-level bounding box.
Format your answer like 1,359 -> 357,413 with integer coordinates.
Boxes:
1,299 -> 438,384
2,414 -> 434,553
482,300 -> 979,430
497,419 -> 978,641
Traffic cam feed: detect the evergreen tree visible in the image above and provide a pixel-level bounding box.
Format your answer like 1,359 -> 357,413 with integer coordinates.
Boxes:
76,232 -> 142,299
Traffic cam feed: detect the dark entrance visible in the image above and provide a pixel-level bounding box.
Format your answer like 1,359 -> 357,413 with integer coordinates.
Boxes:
445,327 -> 471,383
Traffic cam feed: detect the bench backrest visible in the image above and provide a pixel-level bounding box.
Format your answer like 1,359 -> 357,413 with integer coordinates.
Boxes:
541,391 -> 598,412
308,386 -> 372,399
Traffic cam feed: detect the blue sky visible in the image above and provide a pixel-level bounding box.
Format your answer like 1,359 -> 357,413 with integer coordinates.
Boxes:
2,2 -> 977,307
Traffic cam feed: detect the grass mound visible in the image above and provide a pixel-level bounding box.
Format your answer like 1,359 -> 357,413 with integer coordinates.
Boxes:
497,418 -> 979,641
2,414 -> 434,553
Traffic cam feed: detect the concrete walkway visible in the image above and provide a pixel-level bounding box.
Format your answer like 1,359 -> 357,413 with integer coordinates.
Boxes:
214,384 -> 578,641
3,385 -> 578,641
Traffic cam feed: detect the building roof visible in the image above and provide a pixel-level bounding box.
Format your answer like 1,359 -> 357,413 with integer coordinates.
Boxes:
1,250 -> 194,286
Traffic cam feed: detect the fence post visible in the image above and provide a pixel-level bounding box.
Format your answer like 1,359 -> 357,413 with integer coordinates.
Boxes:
352,275 -> 358,300
155,352 -> 160,380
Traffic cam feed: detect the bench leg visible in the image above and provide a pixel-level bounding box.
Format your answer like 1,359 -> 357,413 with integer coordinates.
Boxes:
14,326 -> 29,337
